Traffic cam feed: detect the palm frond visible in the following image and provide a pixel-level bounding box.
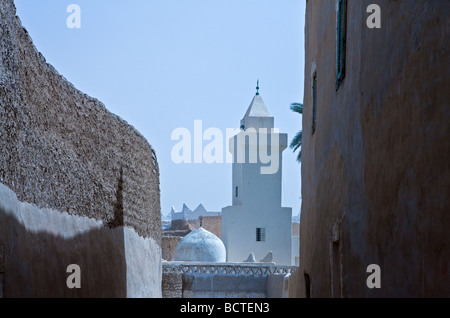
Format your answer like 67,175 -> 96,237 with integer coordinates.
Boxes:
290,103 -> 303,162
296,149 -> 302,162
290,103 -> 303,114
289,131 -> 302,152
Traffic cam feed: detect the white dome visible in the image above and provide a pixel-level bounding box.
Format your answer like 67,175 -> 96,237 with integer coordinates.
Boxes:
174,227 -> 226,262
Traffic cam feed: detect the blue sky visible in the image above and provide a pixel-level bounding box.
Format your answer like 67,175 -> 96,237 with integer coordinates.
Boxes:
14,0 -> 305,216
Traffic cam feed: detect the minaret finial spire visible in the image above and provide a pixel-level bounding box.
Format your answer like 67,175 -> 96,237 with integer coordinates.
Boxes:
256,79 -> 260,95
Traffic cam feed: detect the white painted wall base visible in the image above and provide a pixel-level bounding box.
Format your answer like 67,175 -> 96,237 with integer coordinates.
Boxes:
0,183 -> 161,298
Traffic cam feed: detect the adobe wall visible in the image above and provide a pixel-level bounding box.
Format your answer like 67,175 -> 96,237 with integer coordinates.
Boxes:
0,0 -> 161,297
299,0 -> 449,297
188,216 -> 222,238
162,236 -> 182,261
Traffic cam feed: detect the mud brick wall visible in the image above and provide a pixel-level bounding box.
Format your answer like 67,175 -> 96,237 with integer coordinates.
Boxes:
0,0 -> 160,241
298,0 -> 449,297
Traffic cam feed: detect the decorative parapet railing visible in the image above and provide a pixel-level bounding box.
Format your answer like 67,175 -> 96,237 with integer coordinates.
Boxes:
163,262 -> 298,277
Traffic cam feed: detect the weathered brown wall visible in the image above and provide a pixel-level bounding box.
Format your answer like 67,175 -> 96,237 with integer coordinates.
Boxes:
0,0 -> 160,240
188,216 -> 222,238
299,0 -> 449,297
202,216 -> 222,238
162,236 -> 182,261
0,0 -> 161,297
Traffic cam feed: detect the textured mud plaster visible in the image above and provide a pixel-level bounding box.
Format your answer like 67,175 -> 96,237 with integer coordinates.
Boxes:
0,0 -> 161,241
0,0 -> 162,297
299,0 -> 449,297
162,236 -> 182,261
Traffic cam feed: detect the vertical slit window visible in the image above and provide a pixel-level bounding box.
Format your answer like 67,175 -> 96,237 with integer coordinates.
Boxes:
312,72 -> 317,135
337,0 -> 347,87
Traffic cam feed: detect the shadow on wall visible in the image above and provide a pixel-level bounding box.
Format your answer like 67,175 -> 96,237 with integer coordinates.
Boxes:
0,208 -> 127,298
108,167 -> 124,229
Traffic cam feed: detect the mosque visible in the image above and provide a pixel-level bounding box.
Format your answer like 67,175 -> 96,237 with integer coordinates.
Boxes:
221,83 -> 293,266
173,218 -> 226,263
165,84 -> 296,266
162,85 -> 298,298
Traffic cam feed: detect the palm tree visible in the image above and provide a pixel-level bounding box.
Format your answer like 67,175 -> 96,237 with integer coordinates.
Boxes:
289,103 -> 303,162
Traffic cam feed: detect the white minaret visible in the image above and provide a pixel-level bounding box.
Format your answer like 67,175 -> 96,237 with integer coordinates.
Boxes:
221,82 -> 292,265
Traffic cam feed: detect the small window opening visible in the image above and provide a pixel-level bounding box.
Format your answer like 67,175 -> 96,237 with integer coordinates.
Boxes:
256,228 -> 266,242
